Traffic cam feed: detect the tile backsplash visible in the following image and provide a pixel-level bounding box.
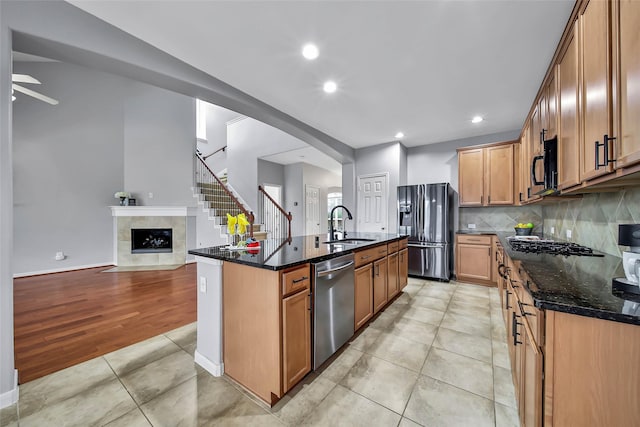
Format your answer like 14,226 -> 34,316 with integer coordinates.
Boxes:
459,205 -> 543,234
543,187 -> 640,257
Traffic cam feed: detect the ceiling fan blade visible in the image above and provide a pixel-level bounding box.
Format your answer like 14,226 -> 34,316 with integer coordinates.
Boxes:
12,84 -> 59,105
11,74 -> 41,84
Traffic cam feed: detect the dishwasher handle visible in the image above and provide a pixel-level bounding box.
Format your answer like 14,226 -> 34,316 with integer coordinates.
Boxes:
316,261 -> 355,277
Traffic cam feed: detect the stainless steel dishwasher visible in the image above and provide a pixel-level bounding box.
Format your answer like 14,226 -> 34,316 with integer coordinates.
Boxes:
312,253 -> 355,370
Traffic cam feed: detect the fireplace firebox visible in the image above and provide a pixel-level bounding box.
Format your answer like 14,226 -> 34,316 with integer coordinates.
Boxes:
131,228 -> 173,253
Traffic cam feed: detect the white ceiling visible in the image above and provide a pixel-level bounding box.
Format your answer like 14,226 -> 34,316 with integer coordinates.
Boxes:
68,0 -> 574,151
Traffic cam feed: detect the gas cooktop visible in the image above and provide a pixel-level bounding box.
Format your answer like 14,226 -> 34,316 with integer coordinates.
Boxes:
508,239 -> 604,257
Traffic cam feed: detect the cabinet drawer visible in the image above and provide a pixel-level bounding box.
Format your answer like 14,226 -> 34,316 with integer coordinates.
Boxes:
354,244 -> 387,268
387,241 -> 399,253
457,234 -> 493,245
282,264 -> 310,297
399,238 -> 408,250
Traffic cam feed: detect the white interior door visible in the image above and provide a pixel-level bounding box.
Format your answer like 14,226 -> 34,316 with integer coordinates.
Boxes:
358,174 -> 388,233
305,185 -> 321,235
263,184 -> 282,237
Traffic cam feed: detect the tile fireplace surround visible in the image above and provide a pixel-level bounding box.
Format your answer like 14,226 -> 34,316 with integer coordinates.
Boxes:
111,206 -> 192,266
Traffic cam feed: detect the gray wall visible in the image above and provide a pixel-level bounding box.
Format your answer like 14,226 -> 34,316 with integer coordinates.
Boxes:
227,118 -> 307,212
355,141 -> 406,233
12,61 -> 126,274
257,159 -> 285,188
123,82 -> 196,206
0,15 -> 15,398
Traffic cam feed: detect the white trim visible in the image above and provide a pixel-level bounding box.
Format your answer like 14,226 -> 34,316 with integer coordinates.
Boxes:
13,262 -> 113,278
110,206 -> 196,217
194,350 -> 223,377
194,256 -> 223,266
0,370 -> 19,408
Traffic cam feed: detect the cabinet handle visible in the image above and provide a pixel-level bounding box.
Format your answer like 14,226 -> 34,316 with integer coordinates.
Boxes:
519,192 -> 523,202
480,195 -> 483,205
595,136 -> 617,170
488,247 -> 491,257
505,290 -> 511,310
512,312 -> 523,346
360,255 -> 371,261
527,187 -> 531,198
308,293 -> 312,311
292,276 -> 308,284
518,300 -> 534,317
375,265 -> 380,276
498,264 -> 507,279
488,195 -> 491,204
540,129 -> 546,145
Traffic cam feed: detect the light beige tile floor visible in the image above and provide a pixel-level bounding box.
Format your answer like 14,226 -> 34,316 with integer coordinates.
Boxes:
0,279 -> 520,427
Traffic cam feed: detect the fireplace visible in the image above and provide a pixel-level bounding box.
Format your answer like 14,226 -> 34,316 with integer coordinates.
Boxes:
131,228 -> 173,254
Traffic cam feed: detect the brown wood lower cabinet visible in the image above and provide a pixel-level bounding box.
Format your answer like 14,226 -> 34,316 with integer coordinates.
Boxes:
455,234 -> 494,286
373,257 -> 388,314
354,263 -> 374,330
399,248 -> 408,290
223,262 -> 311,405
282,288 -> 311,393
500,250 -> 640,426
387,251 -> 399,299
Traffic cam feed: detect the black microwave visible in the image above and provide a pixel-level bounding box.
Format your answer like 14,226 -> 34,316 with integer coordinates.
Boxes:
531,135 -> 558,196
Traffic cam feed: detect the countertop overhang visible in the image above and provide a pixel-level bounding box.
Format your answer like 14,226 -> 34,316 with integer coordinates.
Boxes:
188,232 -> 408,271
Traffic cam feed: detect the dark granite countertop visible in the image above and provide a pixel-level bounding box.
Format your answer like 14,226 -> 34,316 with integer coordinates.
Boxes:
495,233 -> 639,325
456,230 -> 497,235
188,232 -> 407,271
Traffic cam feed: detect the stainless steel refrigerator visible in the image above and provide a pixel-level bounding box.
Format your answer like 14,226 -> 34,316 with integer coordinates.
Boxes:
398,183 -> 452,281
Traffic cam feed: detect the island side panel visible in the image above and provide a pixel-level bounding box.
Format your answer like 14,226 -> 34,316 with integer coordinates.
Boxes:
223,261 -> 282,403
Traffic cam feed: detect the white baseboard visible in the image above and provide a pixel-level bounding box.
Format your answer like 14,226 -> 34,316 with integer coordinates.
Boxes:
0,370 -> 18,409
13,263 -> 113,278
194,350 -> 223,377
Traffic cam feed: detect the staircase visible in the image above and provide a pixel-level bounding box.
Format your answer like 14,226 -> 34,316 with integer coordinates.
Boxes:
194,155 -> 268,243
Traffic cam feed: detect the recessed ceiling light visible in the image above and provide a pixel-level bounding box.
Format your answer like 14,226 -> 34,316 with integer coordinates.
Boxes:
323,81 -> 337,93
302,44 -> 319,60
395,132 -> 404,139
471,116 -> 483,124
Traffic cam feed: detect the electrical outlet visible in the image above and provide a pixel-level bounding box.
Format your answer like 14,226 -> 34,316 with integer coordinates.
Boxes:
199,277 -> 207,293
148,192 -> 154,199
55,251 -> 65,261
468,223 -> 476,229
566,229 -> 572,239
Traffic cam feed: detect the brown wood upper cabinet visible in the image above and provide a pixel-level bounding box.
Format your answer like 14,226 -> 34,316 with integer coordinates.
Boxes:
580,0 -> 615,181
458,141 -> 517,207
613,0 -> 640,169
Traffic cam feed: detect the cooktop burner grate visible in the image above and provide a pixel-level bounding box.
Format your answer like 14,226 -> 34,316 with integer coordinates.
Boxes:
508,239 -> 604,257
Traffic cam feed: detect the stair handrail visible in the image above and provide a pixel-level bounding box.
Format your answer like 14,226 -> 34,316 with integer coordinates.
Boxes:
195,152 -> 254,238
201,145 -> 226,161
258,185 -> 292,240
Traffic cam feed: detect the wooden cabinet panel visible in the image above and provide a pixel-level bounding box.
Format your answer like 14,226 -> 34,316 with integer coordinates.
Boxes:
457,234 -> 492,246
615,0 -> 640,168
354,264 -> 373,330
485,144 -> 515,205
354,244 -> 387,268
456,235 -> 493,285
458,149 -> 485,206
373,258 -> 388,314
530,107 -> 546,197
521,328 -> 542,427
387,252 -> 399,299
545,311 -> 640,426
282,289 -> 311,393
399,248 -> 408,290
580,0 -> 614,181
558,22 -> 581,190
547,71 -> 558,140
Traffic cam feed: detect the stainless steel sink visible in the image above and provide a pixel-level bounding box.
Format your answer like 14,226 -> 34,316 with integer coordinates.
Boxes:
323,238 -> 375,245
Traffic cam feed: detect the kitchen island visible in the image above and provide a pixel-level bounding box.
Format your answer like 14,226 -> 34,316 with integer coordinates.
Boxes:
491,232 -> 640,426
188,232 -> 408,405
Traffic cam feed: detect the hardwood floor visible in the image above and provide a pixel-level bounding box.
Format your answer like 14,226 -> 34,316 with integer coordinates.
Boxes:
13,264 -> 197,384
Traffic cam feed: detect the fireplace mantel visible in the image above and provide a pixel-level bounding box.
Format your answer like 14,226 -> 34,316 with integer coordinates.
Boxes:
110,206 -> 196,217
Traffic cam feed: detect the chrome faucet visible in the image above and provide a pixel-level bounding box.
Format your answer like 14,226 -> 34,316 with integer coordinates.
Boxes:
329,205 -> 353,240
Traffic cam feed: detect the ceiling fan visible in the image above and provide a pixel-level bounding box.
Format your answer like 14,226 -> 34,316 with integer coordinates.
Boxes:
12,74 -> 59,105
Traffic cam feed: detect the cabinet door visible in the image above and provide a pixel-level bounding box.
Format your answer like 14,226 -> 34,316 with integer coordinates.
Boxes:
547,71 -> 558,140
580,0 -> 614,180
456,243 -> 492,282
458,149 -> 485,206
282,289 -> 311,393
354,264 -> 373,331
373,258 -> 388,314
399,248 -> 408,290
387,252 -> 399,299
558,22 -> 581,190
521,329 -> 543,427
615,0 -> 640,168
485,144 -> 514,205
